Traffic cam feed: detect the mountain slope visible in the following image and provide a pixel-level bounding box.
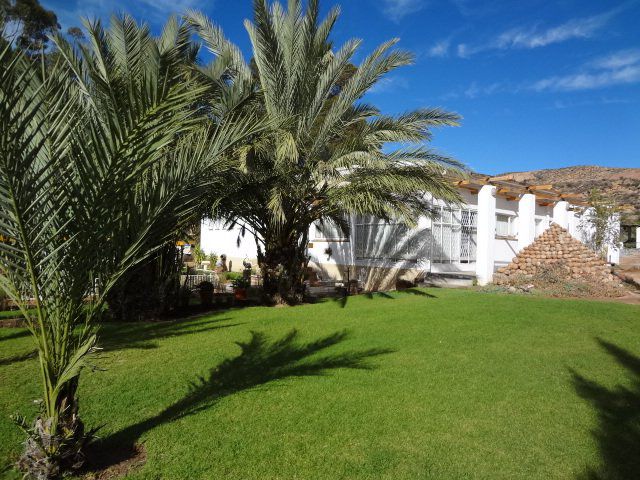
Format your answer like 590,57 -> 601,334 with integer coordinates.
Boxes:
497,166 -> 640,219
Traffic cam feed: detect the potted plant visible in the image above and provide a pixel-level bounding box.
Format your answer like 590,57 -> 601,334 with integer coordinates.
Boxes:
232,276 -> 250,300
198,281 -> 214,307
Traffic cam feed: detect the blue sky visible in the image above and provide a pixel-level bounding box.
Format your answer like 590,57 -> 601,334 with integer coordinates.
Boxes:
44,0 -> 640,174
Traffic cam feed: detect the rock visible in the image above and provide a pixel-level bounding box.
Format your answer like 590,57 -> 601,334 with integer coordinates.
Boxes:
491,223 -> 623,288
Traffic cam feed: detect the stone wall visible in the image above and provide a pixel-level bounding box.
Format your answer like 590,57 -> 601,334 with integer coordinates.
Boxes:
493,223 -> 620,285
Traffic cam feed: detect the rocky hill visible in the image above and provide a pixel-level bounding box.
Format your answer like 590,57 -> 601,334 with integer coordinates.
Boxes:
498,166 -> 640,221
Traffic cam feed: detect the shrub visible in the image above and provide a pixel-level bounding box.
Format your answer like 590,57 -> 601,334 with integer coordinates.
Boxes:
502,265 -> 625,298
220,271 -> 242,283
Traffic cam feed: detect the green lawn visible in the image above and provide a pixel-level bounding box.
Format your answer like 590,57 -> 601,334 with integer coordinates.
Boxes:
0,289 -> 639,479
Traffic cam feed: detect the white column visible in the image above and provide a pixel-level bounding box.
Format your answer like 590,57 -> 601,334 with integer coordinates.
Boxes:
607,244 -> 621,264
636,226 -> 640,249
417,213 -> 431,270
475,185 -> 497,285
553,201 -> 569,228
517,193 -> 536,251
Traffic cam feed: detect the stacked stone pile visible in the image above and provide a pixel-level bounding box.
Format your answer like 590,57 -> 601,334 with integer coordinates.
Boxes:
493,223 -> 620,285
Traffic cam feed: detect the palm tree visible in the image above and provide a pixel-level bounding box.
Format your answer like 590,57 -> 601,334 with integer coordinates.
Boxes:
190,0 -> 464,304
0,14 -> 266,478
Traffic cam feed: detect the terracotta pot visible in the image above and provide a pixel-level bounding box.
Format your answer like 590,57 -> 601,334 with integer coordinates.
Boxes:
200,290 -> 213,306
234,288 -> 247,301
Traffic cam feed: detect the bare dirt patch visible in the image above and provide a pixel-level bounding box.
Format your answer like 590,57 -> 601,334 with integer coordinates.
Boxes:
82,443 -> 146,480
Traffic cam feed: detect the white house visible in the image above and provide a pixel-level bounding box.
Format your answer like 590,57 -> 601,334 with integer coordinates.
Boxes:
199,174 -> 621,290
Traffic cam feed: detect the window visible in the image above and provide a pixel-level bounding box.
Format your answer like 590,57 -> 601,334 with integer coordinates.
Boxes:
431,206 -> 477,263
313,217 -> 348,241
354,217 -> 419,260
496,214 -> 516,237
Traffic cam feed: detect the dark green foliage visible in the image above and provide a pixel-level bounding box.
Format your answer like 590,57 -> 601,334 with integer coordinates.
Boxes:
189,0 -> 463,303
572,340 -> 640,479
0,12 -> 268,478
2,0 -> 59,55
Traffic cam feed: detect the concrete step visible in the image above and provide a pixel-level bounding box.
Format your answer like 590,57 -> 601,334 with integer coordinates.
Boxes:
419,272 -> 476,288
621,249 -> 640,269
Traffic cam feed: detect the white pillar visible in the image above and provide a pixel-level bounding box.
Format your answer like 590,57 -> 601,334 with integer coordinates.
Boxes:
636,226 -> 640,249
553,201 -> 569,228
417,213 -> 431,270
607,244 -> 621,264
476,185 -> 496,285
517,193 -> 536,251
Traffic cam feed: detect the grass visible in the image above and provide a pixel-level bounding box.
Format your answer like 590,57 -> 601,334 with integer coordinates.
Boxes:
0,289 -> 639,479
0,310 -> 26,320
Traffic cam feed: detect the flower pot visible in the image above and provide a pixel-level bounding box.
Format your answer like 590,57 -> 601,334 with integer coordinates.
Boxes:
200,290 -> 213,307
198,281 -> 215,307
234,287 -> 247,301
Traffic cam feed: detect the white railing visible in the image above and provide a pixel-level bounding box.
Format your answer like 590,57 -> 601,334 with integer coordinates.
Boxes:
180,273 -> 219,290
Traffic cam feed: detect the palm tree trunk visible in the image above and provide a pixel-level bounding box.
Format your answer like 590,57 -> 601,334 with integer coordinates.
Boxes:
18,367 -> 90,479
259,228 -> 309,304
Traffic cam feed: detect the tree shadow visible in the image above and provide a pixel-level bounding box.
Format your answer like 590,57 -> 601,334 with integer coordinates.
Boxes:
401,288 -> 437,298
86,329 -> 393,472
0,329 -> 30,342
571,338 -> 640,480
99,315 -> 243,352
333,287 -> 437,308
365,291 -> 395,300
310,216 -> 432,294
0,316 -> 243,367
0,348 -> 37,367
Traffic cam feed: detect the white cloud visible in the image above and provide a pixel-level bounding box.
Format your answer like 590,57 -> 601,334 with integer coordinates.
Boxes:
532,66 -> 640,92
439,81 -> 509,101
464,81 -> 503,98
456,5 -> 624,58
382,0 -> 427,23
552,97 -> 634,109
589,49 -> 640,70
456,43 -> 469,58
50,0 -> 201,29
531,48 -> 640,92
497,12 -> 611,49
427,39 -> 450,57
368,76 -> 409,94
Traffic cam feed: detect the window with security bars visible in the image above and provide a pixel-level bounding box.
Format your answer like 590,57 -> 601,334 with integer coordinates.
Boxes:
354,217 -> 421,260
431,206 -> 477,263
313,217 -> 348,240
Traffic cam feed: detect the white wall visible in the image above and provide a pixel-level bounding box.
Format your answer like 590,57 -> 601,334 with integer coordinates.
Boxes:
200,219 -> 259,270
200,187 -> 608,280
534,204 -> 552,237
494,238 -> 519,268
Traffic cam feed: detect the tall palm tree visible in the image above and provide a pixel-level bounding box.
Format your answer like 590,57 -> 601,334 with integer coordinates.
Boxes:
0,14 -> 266,478
190,0 -> 464,304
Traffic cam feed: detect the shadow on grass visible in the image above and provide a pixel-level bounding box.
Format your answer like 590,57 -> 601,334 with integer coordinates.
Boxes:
0,349 -> 37,367
0,316 -> 243,367
334,287 -> 437,308
571,339 -> 640,480
86,329 -> 393,472
99,314 -> 243,352
0,330 -> 30,342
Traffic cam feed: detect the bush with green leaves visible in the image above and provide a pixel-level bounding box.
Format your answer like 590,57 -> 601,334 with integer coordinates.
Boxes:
190,0 -> 463,304
0,12 -> 267,478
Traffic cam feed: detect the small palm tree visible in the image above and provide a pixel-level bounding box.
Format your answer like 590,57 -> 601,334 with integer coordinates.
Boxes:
0,13 -> 266,478
190,0 -> 464,303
